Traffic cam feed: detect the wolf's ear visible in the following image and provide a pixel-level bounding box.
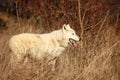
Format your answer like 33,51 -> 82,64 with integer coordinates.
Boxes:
67,24 -> 71,28
62,24 -> 70,31
63,24 -> 67,30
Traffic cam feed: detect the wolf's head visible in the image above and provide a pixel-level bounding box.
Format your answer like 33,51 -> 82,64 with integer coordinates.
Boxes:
62,24 -> 80,48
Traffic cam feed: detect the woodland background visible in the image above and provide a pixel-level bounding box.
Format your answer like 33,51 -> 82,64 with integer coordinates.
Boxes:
0,0 -> 120,80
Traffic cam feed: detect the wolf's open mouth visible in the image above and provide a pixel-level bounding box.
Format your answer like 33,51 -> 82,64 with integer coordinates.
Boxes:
69,38 -> 78,48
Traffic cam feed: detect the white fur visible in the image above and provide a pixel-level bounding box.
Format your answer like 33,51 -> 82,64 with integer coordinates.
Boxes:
9,24 -> 79,65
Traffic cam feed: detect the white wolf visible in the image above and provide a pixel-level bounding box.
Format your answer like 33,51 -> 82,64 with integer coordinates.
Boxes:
9,24 -> 80,68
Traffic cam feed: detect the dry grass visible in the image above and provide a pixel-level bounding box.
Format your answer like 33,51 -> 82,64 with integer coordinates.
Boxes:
0,3 -> 120,80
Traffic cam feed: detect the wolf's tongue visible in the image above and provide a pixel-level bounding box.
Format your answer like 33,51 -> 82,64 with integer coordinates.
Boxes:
72,40 -> 78,48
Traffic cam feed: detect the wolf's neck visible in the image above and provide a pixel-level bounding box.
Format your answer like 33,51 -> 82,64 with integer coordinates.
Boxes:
37,29 -> 65,47
50,29 -> 66,47
50,29 -> 63,40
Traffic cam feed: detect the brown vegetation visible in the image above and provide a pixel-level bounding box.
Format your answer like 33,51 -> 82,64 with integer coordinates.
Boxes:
0,0 -> 120,80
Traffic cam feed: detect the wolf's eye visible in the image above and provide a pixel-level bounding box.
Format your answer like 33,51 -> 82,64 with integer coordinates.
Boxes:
72,33 -> 74,35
